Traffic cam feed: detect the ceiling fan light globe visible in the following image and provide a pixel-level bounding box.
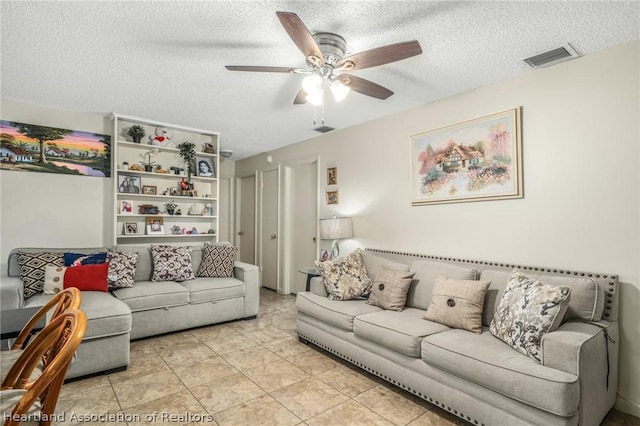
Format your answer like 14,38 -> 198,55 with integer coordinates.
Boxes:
330,79 -> 350,102
302,75 -> 323,97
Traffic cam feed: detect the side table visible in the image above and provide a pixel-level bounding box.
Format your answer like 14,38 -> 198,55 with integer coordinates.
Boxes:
298,268 -> 321,292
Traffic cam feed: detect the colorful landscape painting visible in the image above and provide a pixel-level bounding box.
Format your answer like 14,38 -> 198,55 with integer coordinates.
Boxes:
0,120 -> 111,177
411,108 -> 522,205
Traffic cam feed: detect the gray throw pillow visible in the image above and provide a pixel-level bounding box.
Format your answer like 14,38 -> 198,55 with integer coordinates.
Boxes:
367,268 -> 416,311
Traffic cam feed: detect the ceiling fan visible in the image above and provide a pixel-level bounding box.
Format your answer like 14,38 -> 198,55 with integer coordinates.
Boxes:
225,11 -> 423,105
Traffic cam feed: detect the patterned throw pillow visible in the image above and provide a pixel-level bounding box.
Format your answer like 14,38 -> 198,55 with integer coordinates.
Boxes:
107,252 -> 138,290
17,252 -> 65,299
150,245 -> 195,282
490,271 -> 571,362
423,276 -> 491,333
367,268 -> 415,311
315,249 -> 372,301
197,243 -> 238,278
43,265 -> 67,294
63,252 -> 108,267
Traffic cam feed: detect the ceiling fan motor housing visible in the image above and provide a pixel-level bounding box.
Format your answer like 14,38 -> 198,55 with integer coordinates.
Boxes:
312,32 -> 347,65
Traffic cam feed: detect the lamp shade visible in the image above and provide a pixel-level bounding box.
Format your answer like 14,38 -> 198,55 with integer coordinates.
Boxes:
320,217 -> 353,240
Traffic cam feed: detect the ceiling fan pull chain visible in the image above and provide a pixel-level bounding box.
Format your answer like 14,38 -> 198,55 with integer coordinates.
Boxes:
321,90 -> 325,125
312,104 -> 317,126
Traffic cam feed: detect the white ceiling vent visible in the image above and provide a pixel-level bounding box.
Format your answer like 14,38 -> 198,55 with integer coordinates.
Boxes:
523,44 -> 581,69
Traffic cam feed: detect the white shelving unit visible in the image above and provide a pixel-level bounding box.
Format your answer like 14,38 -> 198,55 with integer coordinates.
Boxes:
111,113 -> 220,247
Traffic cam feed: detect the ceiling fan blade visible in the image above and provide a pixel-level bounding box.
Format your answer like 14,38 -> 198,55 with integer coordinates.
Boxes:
293,89 -> 308,105
340,74 -> 394,100
225,65 -> 294,73
276,11 -> 324,66
336,40 -> 422,71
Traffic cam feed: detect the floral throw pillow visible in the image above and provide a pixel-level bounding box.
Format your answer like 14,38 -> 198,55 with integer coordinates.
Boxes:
315,249 -> 372,301
490,270 -> 571,362
150,245 -> 195,282
197,243 -> 237,278
107,252 -> 138,290
17,252 -> 65,299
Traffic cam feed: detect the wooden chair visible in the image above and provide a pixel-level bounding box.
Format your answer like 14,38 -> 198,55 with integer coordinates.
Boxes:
12,287 -> 82,350
1,309 -> 87,426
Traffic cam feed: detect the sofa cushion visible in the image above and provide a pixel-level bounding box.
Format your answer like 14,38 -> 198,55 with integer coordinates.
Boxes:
490,271 -> 571,362
17,252 -> 65,299
43,265 -> 66,294
63,252 -> 108,267
64,263 -> 109,292
196,243 -> 238,278
361,251 -> 410,280
24,291 -> 131,340
480,269 -> 605,325
150,245 -> 196,282
421,329 -> 579,416
354,309 -> 449,358
423,276 -> 491,334
180,278 -> 244,303
367,268 -> 415,311
112,281 -> 190,312
406,260 -> 478,310
296,291 -> 381,331
315,249 -> 372,301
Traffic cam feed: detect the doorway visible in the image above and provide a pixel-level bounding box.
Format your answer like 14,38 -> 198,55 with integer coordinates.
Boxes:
237,173 -> 257,265
260,168 -> 279,291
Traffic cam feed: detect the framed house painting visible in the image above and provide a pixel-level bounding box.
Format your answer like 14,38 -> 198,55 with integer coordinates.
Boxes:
410,107 -> 522,205
327,167 -> 337,185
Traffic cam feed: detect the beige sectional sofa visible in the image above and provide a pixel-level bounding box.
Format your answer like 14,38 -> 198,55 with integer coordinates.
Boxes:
1,245 -> 260,379
296,249 -> 618,426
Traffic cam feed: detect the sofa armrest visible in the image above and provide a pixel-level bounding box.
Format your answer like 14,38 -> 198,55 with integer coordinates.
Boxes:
309,276 -> 328,297
233,261 -> 260,317
0,276 -> 24,310
541,320 -> 618,424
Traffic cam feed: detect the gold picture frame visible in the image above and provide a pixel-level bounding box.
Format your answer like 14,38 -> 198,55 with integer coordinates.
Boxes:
326,191 -> 339,205
146,217 -> 164,235
410,107 -> 523,205
327,167 -> 337,185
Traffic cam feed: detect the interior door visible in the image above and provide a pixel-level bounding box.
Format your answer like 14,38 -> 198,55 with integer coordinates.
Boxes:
218,177 -> 233,244
238,174 -> 256,265
260,169 -> 279,290
289,161 -> 318,293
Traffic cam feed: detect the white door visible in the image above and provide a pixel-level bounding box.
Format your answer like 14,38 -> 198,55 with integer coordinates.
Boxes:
238,174 -> 256,265
289,161 -> 318,293
260,169 -> 279,290
218,177 -> 234,244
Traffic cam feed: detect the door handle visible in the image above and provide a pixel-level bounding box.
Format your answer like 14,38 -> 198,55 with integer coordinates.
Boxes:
238,231 -> 244,236
312,237 -> 316,242
270,234 -> 277,240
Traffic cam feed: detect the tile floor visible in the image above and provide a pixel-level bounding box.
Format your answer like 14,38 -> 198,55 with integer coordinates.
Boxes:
56,288 -> 639,426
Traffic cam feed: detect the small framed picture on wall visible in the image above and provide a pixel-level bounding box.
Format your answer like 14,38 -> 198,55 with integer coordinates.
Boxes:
123,222 -> 138,235
326,191 -> 339,205
327,167 -> 337,185
146,217 -> 164,235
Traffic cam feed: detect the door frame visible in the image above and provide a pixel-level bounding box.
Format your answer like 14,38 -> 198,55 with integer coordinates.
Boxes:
280,155 -> 320,295
218,176 -> 235,245
258,167 -> 281,292
235,172 -> 259,265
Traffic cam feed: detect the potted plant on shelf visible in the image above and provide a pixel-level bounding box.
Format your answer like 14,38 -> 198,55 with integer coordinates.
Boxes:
165,200 -> 178,215
177,141 -> 196,181
139,148 -> 159,172
127,125 -> 146,144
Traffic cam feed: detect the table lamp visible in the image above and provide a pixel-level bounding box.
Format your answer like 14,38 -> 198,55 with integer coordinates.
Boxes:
320,217 -> 353,259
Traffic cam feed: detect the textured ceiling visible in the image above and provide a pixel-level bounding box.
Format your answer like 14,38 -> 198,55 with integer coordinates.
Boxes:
1,1 -> 638,160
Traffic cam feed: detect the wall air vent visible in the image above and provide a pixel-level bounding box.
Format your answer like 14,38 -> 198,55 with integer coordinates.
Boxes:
314,125 -> 335,133
523,44 -> 581,69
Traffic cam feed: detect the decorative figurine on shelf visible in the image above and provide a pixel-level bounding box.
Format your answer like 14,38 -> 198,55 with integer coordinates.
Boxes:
149,127 -> 174,147
170,225 -> 182,235
188,203 -> 200,215
202,142 -> 216,154
202,204 -> 213,216
190,227 -> 198,234
165,201 -> 177,215
207,229 -> 215,234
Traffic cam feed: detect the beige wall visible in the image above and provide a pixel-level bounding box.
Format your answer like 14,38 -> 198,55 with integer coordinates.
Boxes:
236,40 -> 640,415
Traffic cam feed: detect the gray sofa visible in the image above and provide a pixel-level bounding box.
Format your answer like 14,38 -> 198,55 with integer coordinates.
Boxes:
296,249 -> 619,426
1,245 -> 260,379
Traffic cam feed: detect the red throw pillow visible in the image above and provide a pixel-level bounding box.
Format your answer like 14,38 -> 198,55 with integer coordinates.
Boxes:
64,262 -> 109,292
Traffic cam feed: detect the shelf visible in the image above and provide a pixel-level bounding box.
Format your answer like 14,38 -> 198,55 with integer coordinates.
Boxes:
116,193 -> 217,202
117,140 -> 217,158
116,169 -> 217,182
116,234 -> 216,239
117,214 -> 217,219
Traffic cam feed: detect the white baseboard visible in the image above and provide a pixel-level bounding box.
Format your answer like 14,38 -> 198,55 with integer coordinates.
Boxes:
615,394 -> 640,418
